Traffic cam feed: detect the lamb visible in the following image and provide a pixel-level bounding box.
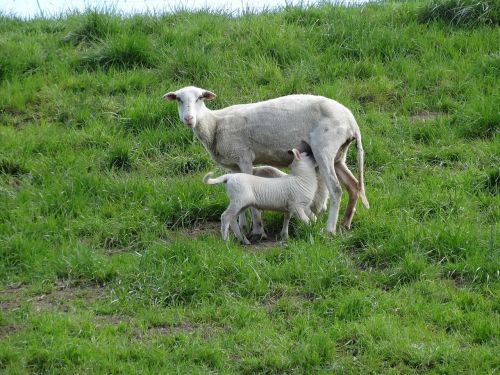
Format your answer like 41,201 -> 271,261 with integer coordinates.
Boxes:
163,86 -> 369,236
204,149 -> 317,244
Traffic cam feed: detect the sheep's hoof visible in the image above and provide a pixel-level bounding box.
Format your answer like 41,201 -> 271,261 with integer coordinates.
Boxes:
339,224 -> 350,234
280,233 -> 289,241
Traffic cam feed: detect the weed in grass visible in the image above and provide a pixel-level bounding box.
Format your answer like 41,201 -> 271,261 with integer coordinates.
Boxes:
106,144 -> 133,171
455,94 -> 500,139
78,34 -> 156,71
63,11 -> 117,45
0,159 -> 28,176
483,169 -> 499,195
418,0 -> 500,28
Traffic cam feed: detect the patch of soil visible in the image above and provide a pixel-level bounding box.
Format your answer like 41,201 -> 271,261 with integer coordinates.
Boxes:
410,111 -> 440,122
182,220 -> 286,250
0,280 -> 105,313
141,322 -> 223,341
30,281 -> 105,313
0,282 -> 28,311
0,324 -> 21,339
184,220 -> 221,238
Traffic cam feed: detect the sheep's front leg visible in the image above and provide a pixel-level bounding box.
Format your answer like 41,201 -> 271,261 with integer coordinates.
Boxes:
238,160 -> 267,241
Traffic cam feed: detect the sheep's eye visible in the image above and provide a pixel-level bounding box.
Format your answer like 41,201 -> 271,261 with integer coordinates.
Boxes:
176,98 -> 182,103
197,95 -> 203,101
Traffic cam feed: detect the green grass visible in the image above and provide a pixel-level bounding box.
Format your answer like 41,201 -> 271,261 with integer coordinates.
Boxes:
1,1 -> 499,373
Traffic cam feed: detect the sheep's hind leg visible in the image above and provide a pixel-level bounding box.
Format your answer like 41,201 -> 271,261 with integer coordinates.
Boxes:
335,161 -> 359,231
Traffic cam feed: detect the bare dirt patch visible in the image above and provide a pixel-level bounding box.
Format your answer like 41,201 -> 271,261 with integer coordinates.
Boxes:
184,220 -> 221,238
410,111 -> 440,122
30,281 -> 105,313
144,322 -> 224,341
182,220 -> 285,250
0,280 -> 106,313
0,324 -> 22,339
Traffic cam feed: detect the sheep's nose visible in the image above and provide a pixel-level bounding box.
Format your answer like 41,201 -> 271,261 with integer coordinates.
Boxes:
184,115 -> 193,122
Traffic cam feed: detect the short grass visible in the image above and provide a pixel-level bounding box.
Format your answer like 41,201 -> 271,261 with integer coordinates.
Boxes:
1,1 -> 499,373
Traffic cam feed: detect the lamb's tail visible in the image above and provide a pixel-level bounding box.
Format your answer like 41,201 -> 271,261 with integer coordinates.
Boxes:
354,131 -> 370,209
203,172 -> 230,185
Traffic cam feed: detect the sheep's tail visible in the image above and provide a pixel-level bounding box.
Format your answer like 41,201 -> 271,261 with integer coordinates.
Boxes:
354,131 -> 370,209
203,172 -> 229,185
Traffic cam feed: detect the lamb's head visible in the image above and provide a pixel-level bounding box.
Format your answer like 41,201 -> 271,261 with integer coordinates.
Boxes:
163,86 -> 216,129
288,148 -> 316,176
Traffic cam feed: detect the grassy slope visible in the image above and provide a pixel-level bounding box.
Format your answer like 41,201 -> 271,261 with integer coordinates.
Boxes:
0,1 -> 499,373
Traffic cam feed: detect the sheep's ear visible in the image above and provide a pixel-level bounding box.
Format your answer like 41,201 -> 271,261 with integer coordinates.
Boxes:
163,92 -> 177,101
202,90 -> 216,100
292,148 -> 302,161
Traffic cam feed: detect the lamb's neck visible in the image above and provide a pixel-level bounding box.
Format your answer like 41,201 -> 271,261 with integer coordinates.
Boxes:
292,164 -> 317,181
294,171 -> 318,192
193,109 -> 218,152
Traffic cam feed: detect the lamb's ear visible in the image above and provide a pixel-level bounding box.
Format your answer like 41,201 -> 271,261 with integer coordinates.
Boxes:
297,140 -> 312,155
292,148 -> 302,161
163,92 -> 177,101
202,90 -> 216,100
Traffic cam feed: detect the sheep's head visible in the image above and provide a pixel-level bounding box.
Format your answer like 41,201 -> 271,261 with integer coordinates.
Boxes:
163,86 -> 216,129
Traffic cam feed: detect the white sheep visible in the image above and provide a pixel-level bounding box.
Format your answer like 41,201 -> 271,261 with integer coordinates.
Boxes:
163,86 -> 369,236
204,149 -> 317,244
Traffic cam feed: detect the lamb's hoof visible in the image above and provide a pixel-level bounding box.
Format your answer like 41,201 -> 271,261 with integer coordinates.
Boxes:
280,233 -> 289,241
242,238 -> 251,245
248,232 -> 267,242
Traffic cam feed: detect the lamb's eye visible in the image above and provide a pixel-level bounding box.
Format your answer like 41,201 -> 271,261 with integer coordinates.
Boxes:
176,98 -> 182,103
197,95 -> 203,101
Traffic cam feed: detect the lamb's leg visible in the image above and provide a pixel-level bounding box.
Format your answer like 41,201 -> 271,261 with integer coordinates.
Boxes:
335,161 -> 359,231
221,204 -> 250,244
310,128 -> 346,234
230,218 -> 251,245
280,213 -> 291,240
238,160 -> 267,241
295,208 -> 311,224
220,209 -> 232,242
231,168 -> 249,233
304,206 -> 317,222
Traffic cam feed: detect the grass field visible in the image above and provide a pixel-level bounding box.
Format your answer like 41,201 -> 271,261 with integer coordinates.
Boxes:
0,0 -> 499,373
